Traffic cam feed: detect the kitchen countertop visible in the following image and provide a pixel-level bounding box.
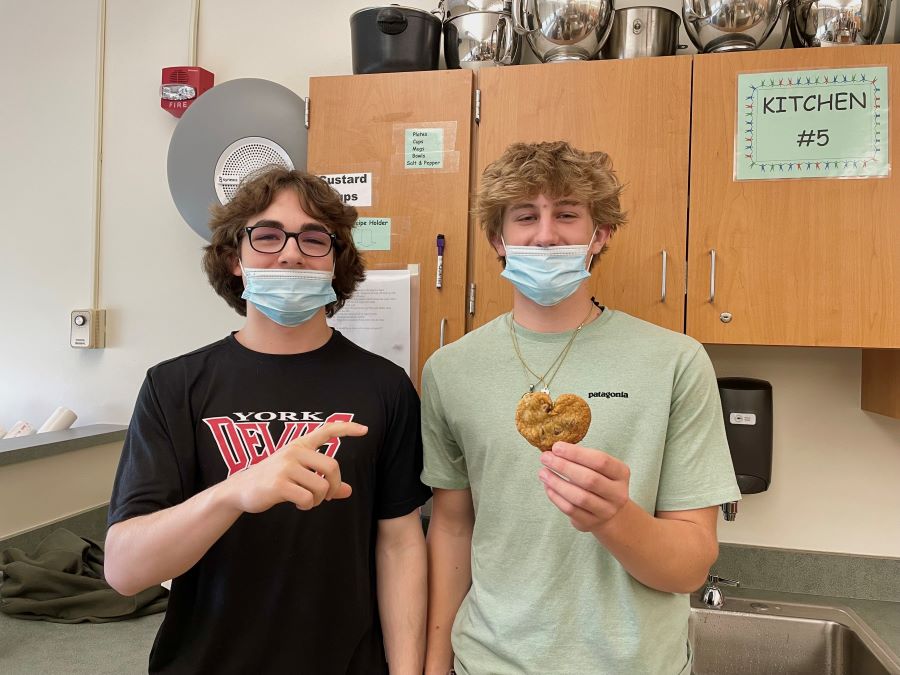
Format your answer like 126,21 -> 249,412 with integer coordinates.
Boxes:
0,588 -> 897,674
0,424 -> 126,468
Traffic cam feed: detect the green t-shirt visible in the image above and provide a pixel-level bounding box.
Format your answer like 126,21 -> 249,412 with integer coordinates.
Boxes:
421,309 -> 741,675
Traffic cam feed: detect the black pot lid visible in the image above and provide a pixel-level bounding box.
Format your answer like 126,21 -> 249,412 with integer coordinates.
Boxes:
351,5 -> 442,25
167,78 -> 307,242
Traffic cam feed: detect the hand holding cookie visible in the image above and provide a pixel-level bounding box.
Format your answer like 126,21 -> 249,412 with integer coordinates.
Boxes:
515,392 -> 591,452
538,443 -> 631,533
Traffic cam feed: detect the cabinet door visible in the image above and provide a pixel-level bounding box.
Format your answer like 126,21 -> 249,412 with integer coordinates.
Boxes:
308,70 -> 474,380
471,57 -> 693,332
689,45 -> 900,347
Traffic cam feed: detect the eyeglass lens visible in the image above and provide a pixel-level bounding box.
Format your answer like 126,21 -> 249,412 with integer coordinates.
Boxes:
249,226 -> 333,257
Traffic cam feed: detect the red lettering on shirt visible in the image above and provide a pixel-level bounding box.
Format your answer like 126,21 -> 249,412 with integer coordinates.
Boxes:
203,412 -> 356,476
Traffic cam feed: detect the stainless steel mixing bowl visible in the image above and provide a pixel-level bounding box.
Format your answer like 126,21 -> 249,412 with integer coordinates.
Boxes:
683,0 -> 788,52
789,0 -> 891,46
444,11 -> 523,68
512,0 -> 615,61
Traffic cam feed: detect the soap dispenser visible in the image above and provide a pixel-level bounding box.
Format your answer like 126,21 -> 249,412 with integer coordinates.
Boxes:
717,377 -> 773,494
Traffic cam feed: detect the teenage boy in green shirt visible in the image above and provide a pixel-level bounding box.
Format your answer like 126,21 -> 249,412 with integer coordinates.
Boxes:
422,141 -> 740,675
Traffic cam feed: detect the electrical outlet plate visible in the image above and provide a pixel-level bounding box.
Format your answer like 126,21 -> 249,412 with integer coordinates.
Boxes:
70,309 -> 106,349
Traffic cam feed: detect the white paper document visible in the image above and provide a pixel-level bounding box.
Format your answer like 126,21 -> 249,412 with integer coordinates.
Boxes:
327,269 -> 413,376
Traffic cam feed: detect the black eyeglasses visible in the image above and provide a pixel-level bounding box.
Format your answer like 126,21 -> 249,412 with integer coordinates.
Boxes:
244,225 -> 337,257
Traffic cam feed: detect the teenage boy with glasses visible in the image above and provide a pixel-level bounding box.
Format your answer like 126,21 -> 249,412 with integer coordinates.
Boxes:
422,142 -> 740,675
105,167 -> 430,675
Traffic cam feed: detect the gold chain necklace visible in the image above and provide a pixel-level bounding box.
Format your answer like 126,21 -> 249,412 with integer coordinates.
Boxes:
508,302 -> 595,397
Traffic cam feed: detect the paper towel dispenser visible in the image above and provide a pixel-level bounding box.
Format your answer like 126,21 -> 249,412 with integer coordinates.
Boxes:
717,377 -> 773,494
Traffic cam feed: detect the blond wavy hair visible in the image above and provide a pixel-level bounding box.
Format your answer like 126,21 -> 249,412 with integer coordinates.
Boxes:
476,141 -> 626,263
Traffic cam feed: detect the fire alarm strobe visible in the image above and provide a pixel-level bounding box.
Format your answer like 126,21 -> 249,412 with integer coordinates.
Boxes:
161,66 -> 214,118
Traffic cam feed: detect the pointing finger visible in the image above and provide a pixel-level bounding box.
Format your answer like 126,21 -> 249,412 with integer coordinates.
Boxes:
296,421 -> 368,452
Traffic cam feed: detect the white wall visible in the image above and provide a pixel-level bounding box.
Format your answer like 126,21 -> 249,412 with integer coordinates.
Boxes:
1,0 -> 898,555
1,1 -> 104,430
708,346 -> 900,557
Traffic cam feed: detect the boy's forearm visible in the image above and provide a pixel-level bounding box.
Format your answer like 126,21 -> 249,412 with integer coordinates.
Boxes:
377,514 -> 427,674
104,479 -> 242,596
424,523 -> 472,675
592,501 -> 718,593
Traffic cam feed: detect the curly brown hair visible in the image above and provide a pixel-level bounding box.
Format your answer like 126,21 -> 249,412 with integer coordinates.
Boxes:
475,141 -> 627,265
202,166 -> 365,317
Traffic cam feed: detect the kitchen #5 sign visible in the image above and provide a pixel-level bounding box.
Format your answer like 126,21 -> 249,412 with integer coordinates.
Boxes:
735,66 -> 889,180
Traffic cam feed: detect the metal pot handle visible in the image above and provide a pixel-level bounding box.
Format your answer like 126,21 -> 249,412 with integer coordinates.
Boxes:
682,0 -> 710,22
376,7 -> 408,35
759,0 -> 791,45
511,0 -> 537,35
494,14 -> 516,65
874,0 -> 892,43
775,0 -> 792,22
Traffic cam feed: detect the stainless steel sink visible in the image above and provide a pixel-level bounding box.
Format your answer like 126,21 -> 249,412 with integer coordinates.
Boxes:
689,595 -> 900,675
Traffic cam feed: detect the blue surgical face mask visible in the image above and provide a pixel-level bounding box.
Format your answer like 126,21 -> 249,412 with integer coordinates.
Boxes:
500,230 -> 596,307
240,262 -> 337,327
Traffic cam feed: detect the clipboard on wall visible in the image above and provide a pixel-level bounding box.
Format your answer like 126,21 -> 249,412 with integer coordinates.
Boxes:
327,264 -> 420,387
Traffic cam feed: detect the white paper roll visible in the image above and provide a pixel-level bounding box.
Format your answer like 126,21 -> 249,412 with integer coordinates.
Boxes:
36,408 -> 63,432
3,421 -> 36,438
37,407 -> 78,433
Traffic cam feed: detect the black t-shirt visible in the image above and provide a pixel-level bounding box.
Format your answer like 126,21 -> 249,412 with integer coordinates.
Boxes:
108,331 -> 431,674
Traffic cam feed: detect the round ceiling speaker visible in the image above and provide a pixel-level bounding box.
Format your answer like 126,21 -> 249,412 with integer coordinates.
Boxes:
167,78 -> 307,242
214,136 -> 294,204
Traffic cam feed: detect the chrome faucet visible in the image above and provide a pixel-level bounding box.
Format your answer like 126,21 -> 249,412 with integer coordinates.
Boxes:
721,501 -> 738,521
701,574 -> 740,608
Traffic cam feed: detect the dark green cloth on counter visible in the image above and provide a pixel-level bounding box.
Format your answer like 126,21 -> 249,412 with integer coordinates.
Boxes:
0,528 -> 167,623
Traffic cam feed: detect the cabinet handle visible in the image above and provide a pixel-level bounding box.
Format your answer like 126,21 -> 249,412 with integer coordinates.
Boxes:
439,318 -> 447,348
709,249 -> 717,303
660,250 -> 668,302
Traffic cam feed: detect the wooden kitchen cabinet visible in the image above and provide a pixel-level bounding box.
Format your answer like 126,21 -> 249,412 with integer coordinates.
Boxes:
688,45 -> 900,349
470,57 -> 693,332
862,350 -> 900,418
306,52 -> 898,417
307,70 -> 474,382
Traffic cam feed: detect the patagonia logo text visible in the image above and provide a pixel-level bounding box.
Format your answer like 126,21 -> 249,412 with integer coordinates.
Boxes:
588,391 -> 629,399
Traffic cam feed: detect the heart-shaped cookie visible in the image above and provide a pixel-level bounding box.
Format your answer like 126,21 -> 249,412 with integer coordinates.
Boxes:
515,392 -> 591,452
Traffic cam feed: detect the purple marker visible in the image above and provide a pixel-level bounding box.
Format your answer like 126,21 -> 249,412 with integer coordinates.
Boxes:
436,234 -> 445,289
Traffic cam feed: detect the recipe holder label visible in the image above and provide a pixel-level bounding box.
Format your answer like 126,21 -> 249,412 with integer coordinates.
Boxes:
353,217 -> 392,251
